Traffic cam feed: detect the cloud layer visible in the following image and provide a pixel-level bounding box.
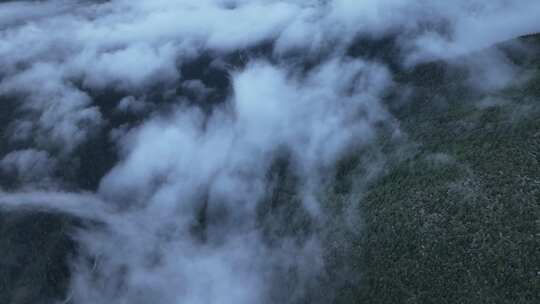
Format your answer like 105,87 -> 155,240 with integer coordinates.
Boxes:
0,0 -> 539,303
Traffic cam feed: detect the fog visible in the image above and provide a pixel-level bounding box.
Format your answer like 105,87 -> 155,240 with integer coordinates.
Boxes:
0,0 -> 539,303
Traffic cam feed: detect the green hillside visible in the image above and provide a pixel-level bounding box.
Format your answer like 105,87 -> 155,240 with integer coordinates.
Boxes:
1,34 -> 539,304
324,34 -> 540,303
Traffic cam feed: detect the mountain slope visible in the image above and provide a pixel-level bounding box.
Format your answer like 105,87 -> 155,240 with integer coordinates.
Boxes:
331,33 -> 540,304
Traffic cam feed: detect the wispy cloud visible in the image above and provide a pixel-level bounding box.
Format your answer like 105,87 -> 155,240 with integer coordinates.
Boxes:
0,0 -> 538,303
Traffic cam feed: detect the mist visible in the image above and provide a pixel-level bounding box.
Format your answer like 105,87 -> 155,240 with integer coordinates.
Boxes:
0,0 -> 539,303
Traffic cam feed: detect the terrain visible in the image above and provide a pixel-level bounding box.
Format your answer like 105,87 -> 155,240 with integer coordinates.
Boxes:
1,33 -> 538,303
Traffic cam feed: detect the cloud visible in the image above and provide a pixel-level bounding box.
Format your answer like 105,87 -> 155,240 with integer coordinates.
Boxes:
0,0 -> 76,27
0,191 -> 110,220
116,95 -> 151,114
70,42 -> 181,91
0,62 -> 104,155
63,56 -> 393,303
0,1 -> 539,303
405,1 -> 540,63
0,149 -> 57,186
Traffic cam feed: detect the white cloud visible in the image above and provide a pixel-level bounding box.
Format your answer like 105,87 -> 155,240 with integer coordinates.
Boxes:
0,1 -> 539,303
116,96 -> 151,114
0,149 -> 57,186
0,62 -> 104,155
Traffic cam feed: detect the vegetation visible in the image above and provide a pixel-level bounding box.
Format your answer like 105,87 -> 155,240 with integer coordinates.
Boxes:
321,34 -> 540,303
1,34 -> 539,304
